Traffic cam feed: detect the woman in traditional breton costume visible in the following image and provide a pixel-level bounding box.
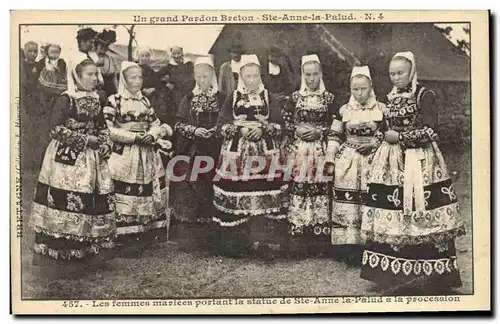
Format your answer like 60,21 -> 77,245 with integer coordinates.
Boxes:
284,54 -> 336,256
30,53 -> 116,262
213,54 -> 288,259
104,62 -> 173,250
170,56 -> 224,242
134,47 -> 159,102
326,66 -> 385,262
33,44 -> 69,177
360,52 -> 465,293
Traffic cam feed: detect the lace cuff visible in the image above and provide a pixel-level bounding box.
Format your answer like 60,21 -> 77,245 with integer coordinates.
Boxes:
218,124 -> 239,139
175,122 -> 197,140
262,122 -> 282,138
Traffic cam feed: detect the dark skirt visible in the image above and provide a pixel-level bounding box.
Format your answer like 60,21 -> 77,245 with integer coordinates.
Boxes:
288,223 -> 333,258
170,156 -> 216,224
328,222 -> 364,264
169,218 -> 218,252
360,240 -> 462,293
215,214 -> 289,259
20,93 -> 53,173
152,89 -> 176,128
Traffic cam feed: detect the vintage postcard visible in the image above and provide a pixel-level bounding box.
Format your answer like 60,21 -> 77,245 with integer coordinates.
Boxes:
10,10 -> 490,314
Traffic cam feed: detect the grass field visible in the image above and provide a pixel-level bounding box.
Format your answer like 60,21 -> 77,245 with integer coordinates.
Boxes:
19,148 -> 473,300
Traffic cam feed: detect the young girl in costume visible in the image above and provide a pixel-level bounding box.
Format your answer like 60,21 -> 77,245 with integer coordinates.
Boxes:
284,54 -> 336,257
326,66 -> 385,262
38,44 -> 67,96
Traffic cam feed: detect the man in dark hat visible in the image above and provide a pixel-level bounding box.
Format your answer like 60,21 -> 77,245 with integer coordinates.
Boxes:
217,41 -> 245,96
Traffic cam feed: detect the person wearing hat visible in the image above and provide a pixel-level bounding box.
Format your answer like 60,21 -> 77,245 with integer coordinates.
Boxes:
94,29 -> 119,98
76,27 -> 98,56
76,27 -> 108,102
217,41 -> 244,96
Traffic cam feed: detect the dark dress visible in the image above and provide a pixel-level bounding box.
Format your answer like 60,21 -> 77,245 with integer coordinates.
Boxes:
169,91 -> 225,247
38,59 -> 68,116
213,90 -> 288,258
20,59 -> 47,172
156,61 -> 195,169
139,64 -> 161,111
156,61 -> 196,122
37,59 -> 69,171
263,62 -> 296,97
140,65 -> 160,89
98,53 -> 119,98
360,85 -> 465,293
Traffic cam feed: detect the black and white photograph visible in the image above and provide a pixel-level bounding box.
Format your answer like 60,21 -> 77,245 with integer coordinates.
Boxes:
10,10 -> 489,314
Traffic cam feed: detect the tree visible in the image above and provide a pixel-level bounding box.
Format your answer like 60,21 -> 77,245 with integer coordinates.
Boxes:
124,25 -> 136,61
457,25 -> 471,57
112,25 -> 137,61
435,24 -> 470,57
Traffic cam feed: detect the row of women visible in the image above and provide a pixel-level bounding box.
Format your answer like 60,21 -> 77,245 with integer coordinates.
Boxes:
28,43 -> 465,293
20,29 -> 202,174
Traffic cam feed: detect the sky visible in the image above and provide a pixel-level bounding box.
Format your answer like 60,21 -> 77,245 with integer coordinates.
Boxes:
20,23 -> 469,61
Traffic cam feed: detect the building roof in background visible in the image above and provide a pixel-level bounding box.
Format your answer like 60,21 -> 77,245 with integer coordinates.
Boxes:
329,23 -> 471,82
210,23 -> 470,82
